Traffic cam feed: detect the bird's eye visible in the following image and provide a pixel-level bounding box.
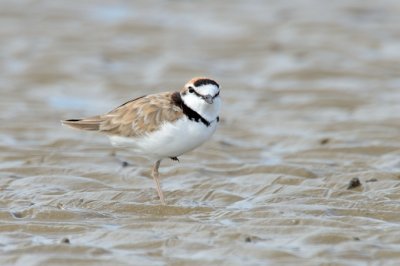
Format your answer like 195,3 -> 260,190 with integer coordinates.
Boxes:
188,87 -> 195,93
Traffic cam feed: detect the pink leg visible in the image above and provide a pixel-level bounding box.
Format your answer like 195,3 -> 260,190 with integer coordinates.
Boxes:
151,160 -> 165,205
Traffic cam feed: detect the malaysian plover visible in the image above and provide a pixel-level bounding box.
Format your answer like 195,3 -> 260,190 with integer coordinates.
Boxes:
62,77 -> 221,205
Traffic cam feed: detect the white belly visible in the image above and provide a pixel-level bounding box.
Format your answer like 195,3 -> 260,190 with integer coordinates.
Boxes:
109,117 -> 217,160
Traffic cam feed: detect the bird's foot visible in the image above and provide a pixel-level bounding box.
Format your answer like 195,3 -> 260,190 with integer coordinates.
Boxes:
170,157 -> 179,162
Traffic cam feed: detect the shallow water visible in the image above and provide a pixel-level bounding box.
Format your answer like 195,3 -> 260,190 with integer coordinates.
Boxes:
1,0 -> 400,265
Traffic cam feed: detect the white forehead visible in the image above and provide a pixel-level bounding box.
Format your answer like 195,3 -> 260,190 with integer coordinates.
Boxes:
194,84 -> 219,96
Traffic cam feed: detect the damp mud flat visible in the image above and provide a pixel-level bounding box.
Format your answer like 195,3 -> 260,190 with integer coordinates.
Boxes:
1,0 -> 400,265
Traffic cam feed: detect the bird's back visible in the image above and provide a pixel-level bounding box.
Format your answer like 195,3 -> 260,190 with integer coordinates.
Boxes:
62,92 -> 183,138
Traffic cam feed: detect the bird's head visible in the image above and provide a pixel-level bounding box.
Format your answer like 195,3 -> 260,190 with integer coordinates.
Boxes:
180,77 -> 221,120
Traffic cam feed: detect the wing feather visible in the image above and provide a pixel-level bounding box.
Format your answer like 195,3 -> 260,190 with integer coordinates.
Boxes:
62,92 -> 183,137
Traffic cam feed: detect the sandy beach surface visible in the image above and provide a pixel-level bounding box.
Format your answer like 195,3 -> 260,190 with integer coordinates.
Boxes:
1,0 -> 400,265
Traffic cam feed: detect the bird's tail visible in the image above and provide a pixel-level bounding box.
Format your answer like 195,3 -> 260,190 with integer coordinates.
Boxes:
61,116 -> 103,131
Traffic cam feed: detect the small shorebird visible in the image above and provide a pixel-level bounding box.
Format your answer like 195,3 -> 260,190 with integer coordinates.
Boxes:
62,77 -> 221,205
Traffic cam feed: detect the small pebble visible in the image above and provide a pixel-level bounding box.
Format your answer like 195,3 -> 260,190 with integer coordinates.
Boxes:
245,236 -> 252,243
347,177 -> 361,189
12,212 -> 23,218
121,161 -> 129,167
320,138 -> 331,145
61,237 -> 70,244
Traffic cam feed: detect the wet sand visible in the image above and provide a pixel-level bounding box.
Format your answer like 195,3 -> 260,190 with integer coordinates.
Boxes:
1,0 -> 400,265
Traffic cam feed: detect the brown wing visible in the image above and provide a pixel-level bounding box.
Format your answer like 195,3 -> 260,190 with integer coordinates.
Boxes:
62,92 -> 183,137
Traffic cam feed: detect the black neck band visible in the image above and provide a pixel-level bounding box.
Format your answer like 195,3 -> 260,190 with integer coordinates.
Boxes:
171,92 -> 211,127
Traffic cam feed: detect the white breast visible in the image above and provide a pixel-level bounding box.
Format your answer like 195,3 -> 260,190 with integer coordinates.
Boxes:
109,117 -> 218,160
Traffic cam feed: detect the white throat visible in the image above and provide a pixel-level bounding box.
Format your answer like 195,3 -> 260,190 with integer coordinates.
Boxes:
181,93 -> 221,122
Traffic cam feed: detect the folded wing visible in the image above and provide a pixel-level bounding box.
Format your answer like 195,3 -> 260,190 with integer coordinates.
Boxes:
62,92 -> 183,137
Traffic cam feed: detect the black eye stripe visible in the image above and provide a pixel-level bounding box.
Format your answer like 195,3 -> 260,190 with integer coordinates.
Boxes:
189,88 -> 203,98
189,88 -> 220,99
